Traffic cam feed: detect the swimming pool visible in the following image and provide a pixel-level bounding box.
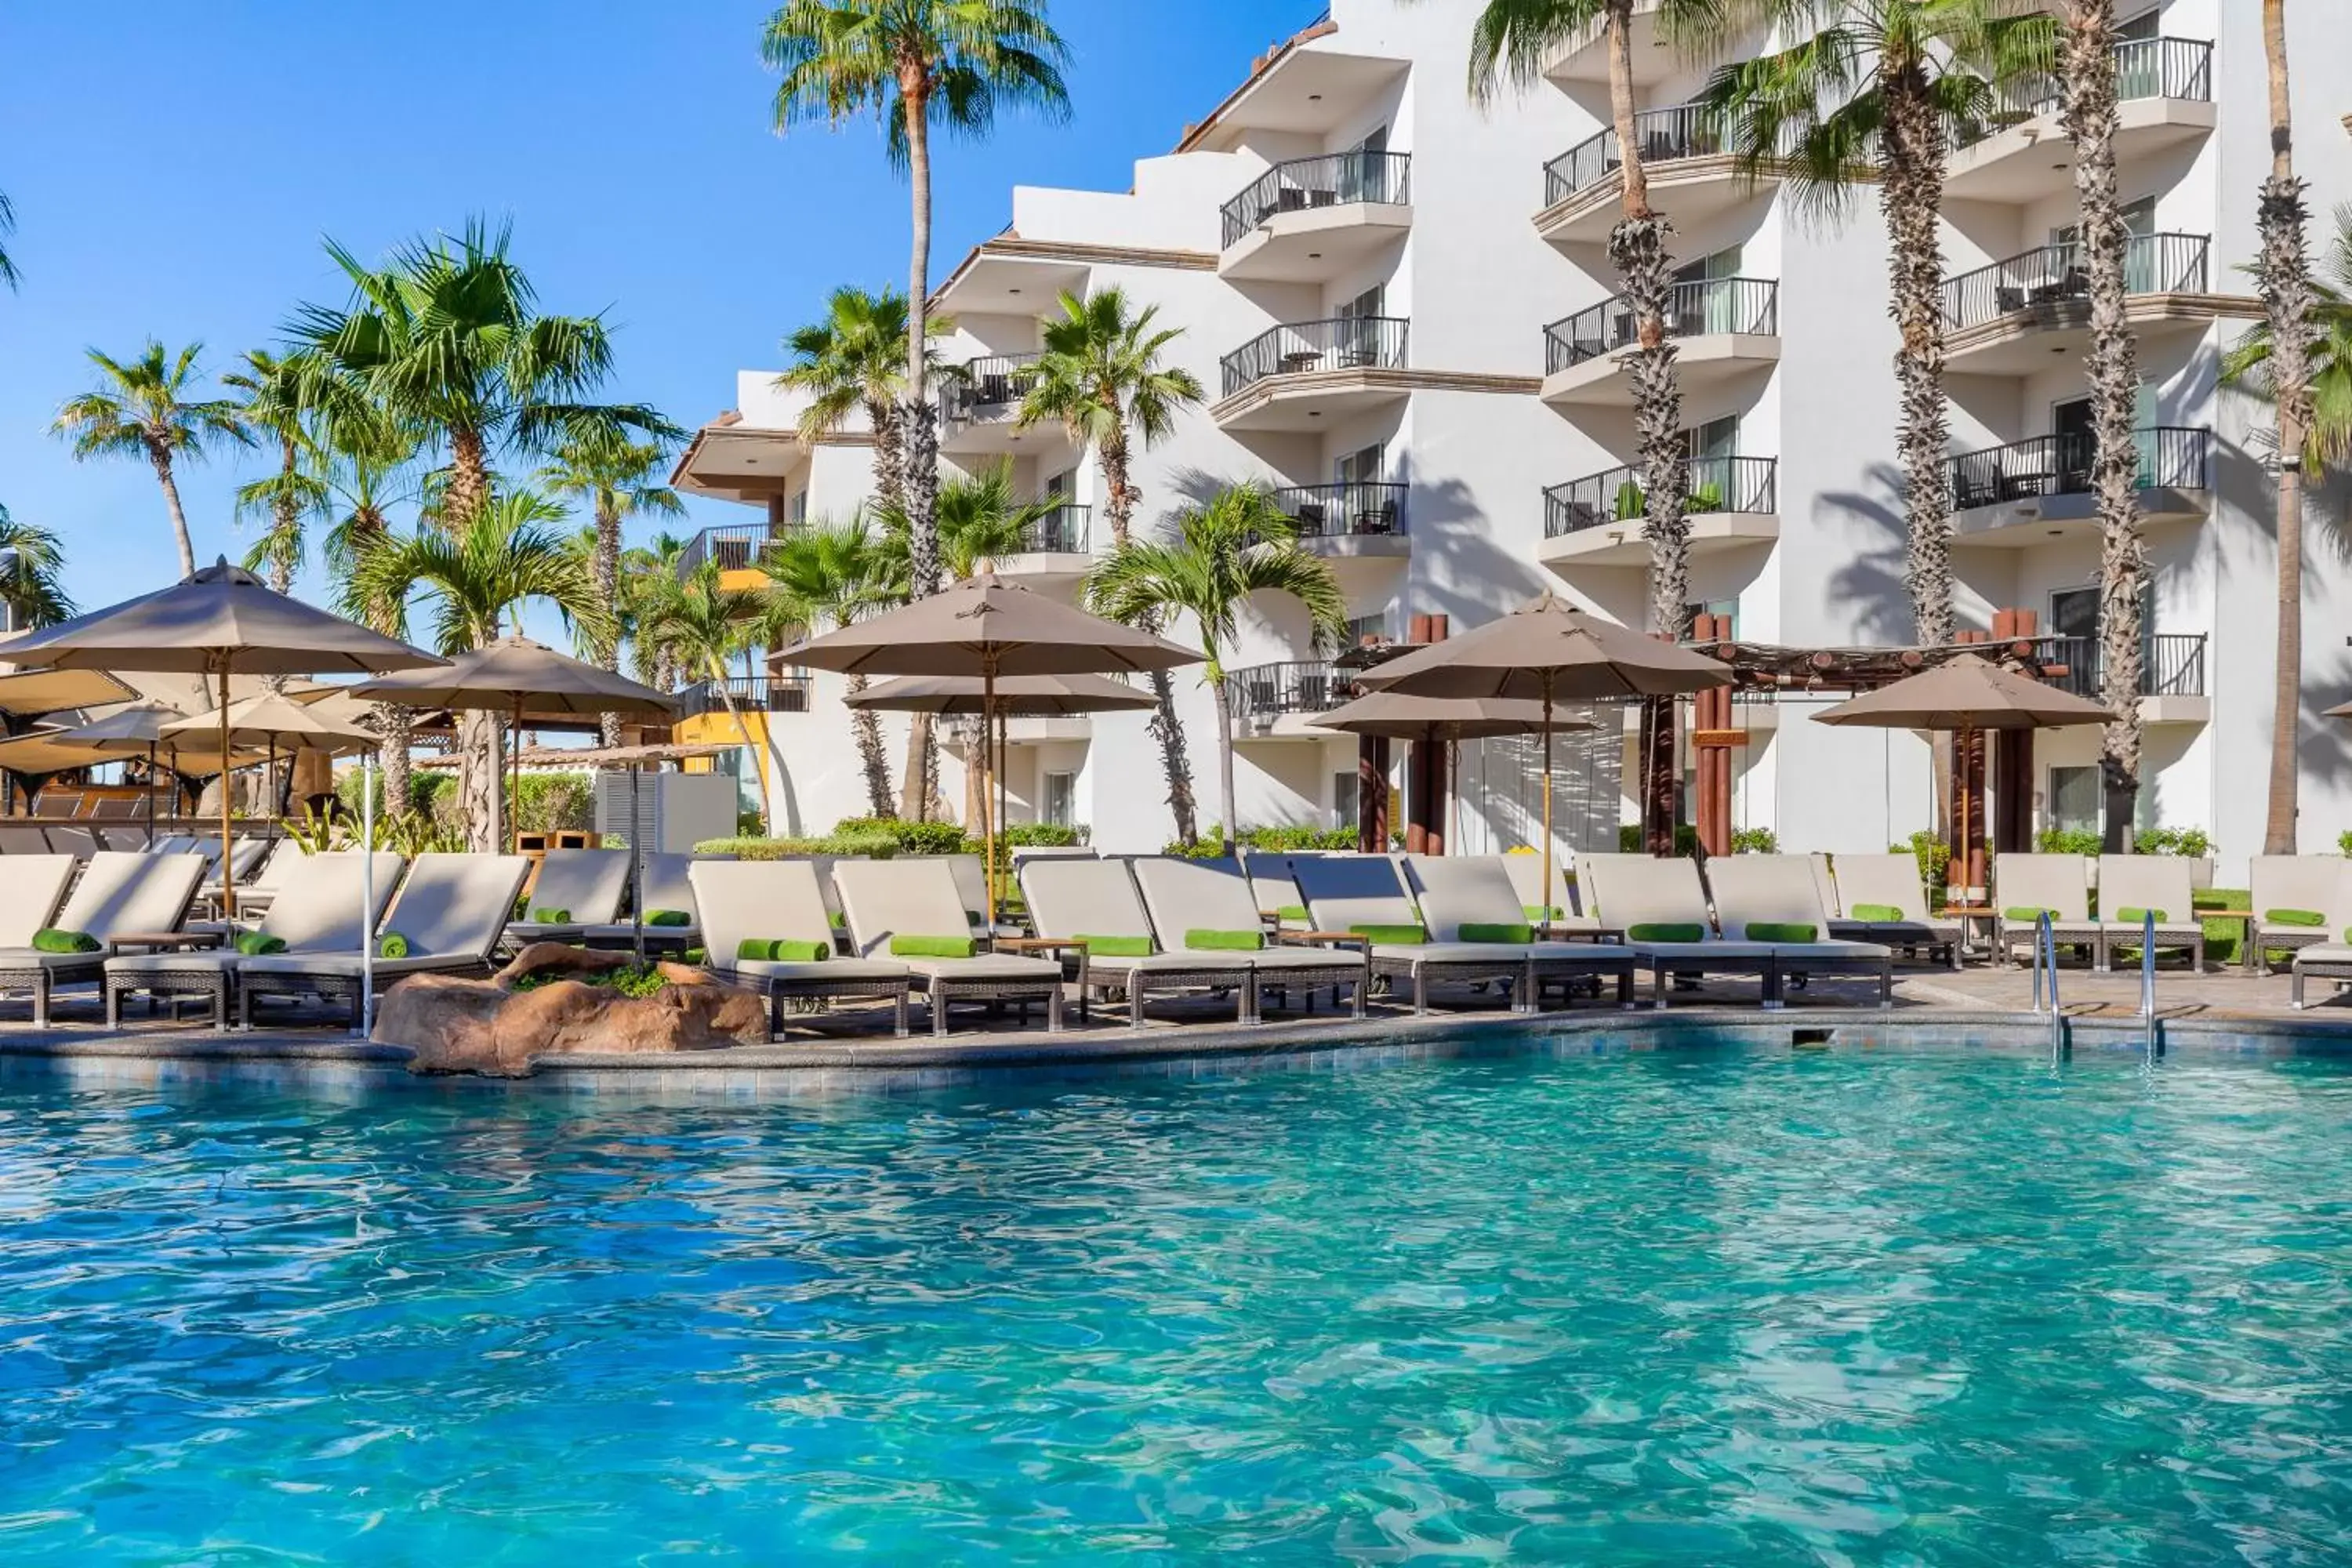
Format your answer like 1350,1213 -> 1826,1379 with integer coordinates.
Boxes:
4,1044 -> 2348,1563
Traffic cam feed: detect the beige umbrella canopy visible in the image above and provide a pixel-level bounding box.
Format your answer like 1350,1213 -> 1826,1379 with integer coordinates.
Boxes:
1357,595 -> 1730,898
0,666 -> 138,719
789,574 -> 1204,924
161,692 -> 381,753
0,561 -> 445,916
1311,691 -> 1594,742
843,672 -> 1161,717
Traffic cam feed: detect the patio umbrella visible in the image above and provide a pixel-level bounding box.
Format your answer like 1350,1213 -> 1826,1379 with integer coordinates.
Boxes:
1356,594 -> 1730,909
351,634 -> 678,959
1814,653 -> 2112,897
786,573 -> 1203,926
53,700 -> 195,833
0,560 -> 445,920
0,666 -> 140,820
161,693 -> 381,835
1311,691 -> 1595,861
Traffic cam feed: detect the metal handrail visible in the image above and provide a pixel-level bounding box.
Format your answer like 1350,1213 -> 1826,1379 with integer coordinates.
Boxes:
1947,425 -> 2212,510
1221,151 -> 1413,248
2140,908 -> 2158,1028
2037,911 -> 2067,1058
2033,632 -> 2207,700
1225,659 -> 1352,722
1221,318 -> 1410,397
1271,481 -> 1406,539
1940,233 -> 2210,332
1021,503 -> 1091,554
1544,455 -> 1778,537
678,524 -> 793,579
939,352 -> 1042,426
1955,37 -> 2213,149
1544,278 -> 1778,372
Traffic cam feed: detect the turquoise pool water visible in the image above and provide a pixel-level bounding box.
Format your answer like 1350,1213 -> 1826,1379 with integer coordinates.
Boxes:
3,1045 -> 2350,1563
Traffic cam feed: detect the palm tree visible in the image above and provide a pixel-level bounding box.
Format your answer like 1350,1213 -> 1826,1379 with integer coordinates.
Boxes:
1016,285 -> 1207,841
778,285 -> 949,513
52,340 -> 249,578
0,189 -> 18,291
0,507 -> 71,629
1704,1 -> 2055,649
2223,206 -> 2352,472
642,563 -> 793,833
762,515 -> 902,818
2056,0 -> 2143,851
761,0 -> 1071,606
620,532 -> 696,693
347,490 -> 615,850
1087,486 -> 1348,855
2251,0 -> 2316,855
539,432 -> 687,744
224,350 -> 328,596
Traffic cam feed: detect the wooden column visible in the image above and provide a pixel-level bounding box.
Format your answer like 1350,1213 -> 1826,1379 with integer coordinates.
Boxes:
1358,735 -> 1390,853
1402,615 -> 1448,855
1688,613 -> 1743,858
1989,608 -> 2040,855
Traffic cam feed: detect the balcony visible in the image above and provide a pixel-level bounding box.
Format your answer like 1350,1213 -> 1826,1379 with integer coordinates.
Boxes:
1940,234 -> 2246,372
1541,278 -> 1778,407
1948,426 -> 2212,545
677,524 -> 790,583
939,353 -> 1054,456
1020,502 -> 1092,556
1538,456 -> 1778,569
1539,0 -> 1675,89
1947,37 -> 2214,204
1220,152 -> 1412,281
1212,316 -> 1411,431
2034,633 -> 2209,723
677,675 -> 811,721
1270,481 -> 1410,559
1536,105 -> 1784,246
1225,659 -> 1353,737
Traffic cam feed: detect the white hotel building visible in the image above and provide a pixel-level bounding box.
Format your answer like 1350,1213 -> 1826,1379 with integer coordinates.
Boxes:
672,0 -> 2352,880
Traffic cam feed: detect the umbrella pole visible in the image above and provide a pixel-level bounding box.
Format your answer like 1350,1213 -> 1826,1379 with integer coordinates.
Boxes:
146,742 -> 155,839
630,764 -> 644,964
358,745 -> 375,1039
510,697 -> 523,853
1540,673 -> 1556,931
982,659 -> 998,932
218,664 -> 235,922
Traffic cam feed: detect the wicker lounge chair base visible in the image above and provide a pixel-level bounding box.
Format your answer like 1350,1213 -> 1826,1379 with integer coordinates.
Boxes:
1768,953 -> 1896,1010
1994,920 -> 2101,967
923,973 -> 1065,1037
759,974 -> 916,1040
2257,929 -> 2328,975
1250,958 -> 1370,1018
104,965 -> 230,1033
2095,929 -> 2203,973
2291,947 -> 2352,1007
239,962 -> 497,1031
0,958 -> 105,1029
1083,960 -> 1258,1029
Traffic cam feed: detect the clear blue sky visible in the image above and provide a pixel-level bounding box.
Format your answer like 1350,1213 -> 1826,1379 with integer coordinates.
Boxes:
0,0 -> 1324,615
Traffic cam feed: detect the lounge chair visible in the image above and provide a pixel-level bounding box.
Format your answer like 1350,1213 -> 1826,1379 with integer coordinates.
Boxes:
103,852 -> 405,1032
1824,852 -> 1962,968
1497,851 -> 1610,937
1403,854 -> 1639,1008
236,853 -> 532,1030
503,848 -> 632,950
0,855 -> 78,948
1240,849 -> 1312,930
579,852 -> 708,951
0,824 -> 51,855
1127,855 -> 1368,1017
2251,855 -> 2347,975
2286,866 -> 2352,1004
833,858 -> 1064,1036
1700,854 -> 1894,1007
941,851 -> 1026,938
1018,855 -> 1258,1028
691,859 -> 914,1039
0,851 -> 210,1026
98,826 -> 151,852
1991,854 -> 2099,966
2094,855 -> 2204,971
43,826 -> 101,859
1575,852 -> 1783,1008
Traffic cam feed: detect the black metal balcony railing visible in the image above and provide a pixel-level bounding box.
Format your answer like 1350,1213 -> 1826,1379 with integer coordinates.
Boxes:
1272,481 -> 1406,539
1955,37 -> 2213,149
1940,233 -> 2209,331
1947,425 -> 2211,510
1221,317 -> 1410,398
678,524 -> 792,579
1542,103 -> 1800,205
939,352 -> 1042,426
1226,660 -> 1351,723
1221,152 -> 1414,248
1544,456 -> 1778,538
1544,278 -> 1777,372
2034,633 -> 2208,700
1021,503 -> 1091,554
677,675 -> 811,720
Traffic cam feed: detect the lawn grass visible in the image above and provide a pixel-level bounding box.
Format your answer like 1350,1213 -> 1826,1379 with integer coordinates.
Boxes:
2193,886 -> 2249,967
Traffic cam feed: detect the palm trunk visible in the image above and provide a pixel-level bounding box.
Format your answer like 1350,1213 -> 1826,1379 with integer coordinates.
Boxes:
148,446 -> 197,579
1882,73 -> 1957,648
1101,421 -> 1139,545
1100,421 -> 1196,842
376,706 -> 414,829
2063,0 -> 2146,852
717,688 -> 775,833
2259,0 -> 2314,855
1606,0 -> 1686,855
869,398 -> 906,515
458,709 -> 501,852
593,495 -> 624,747
1212,667 -> 1237,857
848,672 -> 896,818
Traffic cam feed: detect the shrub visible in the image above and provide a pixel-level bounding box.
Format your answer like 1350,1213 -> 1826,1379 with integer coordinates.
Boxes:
513,773 -> 593,834
2341,829 -> 2352,858
1730,826 -> 1780,855
334,767 -> 456,821
834,817 -> 973,855
2135,826 -> 2212,858
736,809 -> 767,837
1617,824 -> 1701,856
1894,830 -> 1952,892
695,833 -> 901,860
1161,823 -> 1365,856
2035,827 -> 2103,856
1000,822 -> 1089,848
511,963 -> 672,999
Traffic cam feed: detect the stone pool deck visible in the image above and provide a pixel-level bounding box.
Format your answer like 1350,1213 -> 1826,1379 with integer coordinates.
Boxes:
3,959 -> 2350,1094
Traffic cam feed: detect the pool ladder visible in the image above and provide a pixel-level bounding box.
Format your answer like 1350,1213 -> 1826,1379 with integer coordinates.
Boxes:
2031,909 -> 2164,1059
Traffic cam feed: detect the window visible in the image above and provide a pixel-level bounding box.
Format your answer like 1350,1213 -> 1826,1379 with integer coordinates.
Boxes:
1333,772 -> 1361,833
2049,766 -> 2100,837
1042,771 -> 1076,829
1336,285 -> 1385,321
2117,9 -> 2158,42
1686,597 -> 1737,638
1044,471 -> 1070,497
786,490 -> 810,526
1335,443 -> 1385,485
1339,125 -> 1390,203
1346,610 -> 1390,645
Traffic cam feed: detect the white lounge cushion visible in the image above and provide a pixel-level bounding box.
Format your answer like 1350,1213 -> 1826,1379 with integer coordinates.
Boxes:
725,956 -> 909,984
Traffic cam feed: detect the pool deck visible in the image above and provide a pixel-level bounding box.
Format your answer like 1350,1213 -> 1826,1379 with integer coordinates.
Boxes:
5,958 -> 2352,1093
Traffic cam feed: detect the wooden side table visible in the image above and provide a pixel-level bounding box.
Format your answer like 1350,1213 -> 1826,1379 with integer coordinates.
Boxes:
1940,906 -> 2000,962
2192,906 -> 2257,975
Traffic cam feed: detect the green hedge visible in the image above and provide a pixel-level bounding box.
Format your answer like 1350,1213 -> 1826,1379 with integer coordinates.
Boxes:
697,833 -> 902,860
1161,824 -> 1365,858
2137,826 -> 2212,858
1618,825 -> 1702,856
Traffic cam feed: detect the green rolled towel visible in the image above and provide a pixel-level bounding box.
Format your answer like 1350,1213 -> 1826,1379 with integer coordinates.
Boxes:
1348,923 -> 1428,947
646,910 -> 691,928
530,908 -> 572,925
1461,922 -> 1534,945
891,934 -> 976,960
31,928 -> 98,955
769,939 -> 829,964
377,932 -> 410,959
2114,906 -> 2168,924
2267,908 -> 2326,927
2004,906 -> 2059,924
735,938 -> 776,963
1747,922 -> 1819,944
1849,902 -> 1905,923
234,932 -> 287,956
1628,923 -> 1707,944
1523,905 -> 1564,922
829,911 -> 847,929
1076,934 -> 1153,958
1184,928 -> 1263,952
1274,904 -> 1309,923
